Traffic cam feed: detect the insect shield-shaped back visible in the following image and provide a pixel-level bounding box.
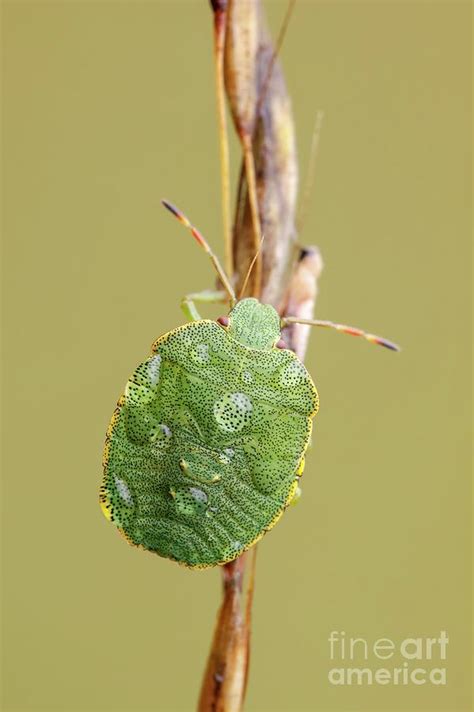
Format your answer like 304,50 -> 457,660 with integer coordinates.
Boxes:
100,299 -> 319,568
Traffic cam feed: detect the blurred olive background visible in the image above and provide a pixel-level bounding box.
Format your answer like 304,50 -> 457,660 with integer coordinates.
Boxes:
2,1 -> 471,711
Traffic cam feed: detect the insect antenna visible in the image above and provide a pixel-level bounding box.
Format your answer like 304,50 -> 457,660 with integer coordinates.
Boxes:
238,235 -> 265,300
162,199 -> 236,305
281,316 -> 400,352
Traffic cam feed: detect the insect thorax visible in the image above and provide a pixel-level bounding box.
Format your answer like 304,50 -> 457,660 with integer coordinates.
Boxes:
227,298 -> 281,350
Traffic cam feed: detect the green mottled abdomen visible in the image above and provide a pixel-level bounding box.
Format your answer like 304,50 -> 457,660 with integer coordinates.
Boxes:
101,320 -> 318,567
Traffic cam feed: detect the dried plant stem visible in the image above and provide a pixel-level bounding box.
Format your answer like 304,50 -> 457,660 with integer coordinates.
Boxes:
199,2 -> 323,710
197,555 -> 250,712
212,2 -> 233,278
197,256 -> 322,711
241,133 -> 262,297
256,0 -> 296,116
297,110 -> 324,235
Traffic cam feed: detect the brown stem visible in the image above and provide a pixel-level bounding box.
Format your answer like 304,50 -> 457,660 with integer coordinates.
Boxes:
199,3 -> 323,710
197,555 -> 249,712
212,2 -> 233,278
241,131 -> 262,296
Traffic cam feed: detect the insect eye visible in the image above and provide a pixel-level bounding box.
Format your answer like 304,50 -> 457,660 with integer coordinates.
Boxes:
217,316 -> 229,327
276,339 -> 287,349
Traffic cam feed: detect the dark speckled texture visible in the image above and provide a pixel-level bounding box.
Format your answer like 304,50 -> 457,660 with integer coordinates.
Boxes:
101,300 -> 318,567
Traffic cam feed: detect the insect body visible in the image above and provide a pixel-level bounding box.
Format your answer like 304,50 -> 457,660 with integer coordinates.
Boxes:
100,201 -> 398,568
101,296 -> 317,568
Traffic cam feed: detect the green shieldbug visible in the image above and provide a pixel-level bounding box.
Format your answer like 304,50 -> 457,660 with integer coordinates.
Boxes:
100,201 -> 399,568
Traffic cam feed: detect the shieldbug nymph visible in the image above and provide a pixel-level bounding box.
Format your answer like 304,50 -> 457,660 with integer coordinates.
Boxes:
100,200 -> 399,568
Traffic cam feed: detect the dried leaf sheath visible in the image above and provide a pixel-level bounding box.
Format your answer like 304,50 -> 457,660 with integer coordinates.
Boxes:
281,247 -> 324,359
225,0 -> 298,306
224,0 -> 263,296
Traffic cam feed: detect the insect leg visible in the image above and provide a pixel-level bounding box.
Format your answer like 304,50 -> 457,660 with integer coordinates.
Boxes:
289,485 -> 302,507
181,289 -> 227,322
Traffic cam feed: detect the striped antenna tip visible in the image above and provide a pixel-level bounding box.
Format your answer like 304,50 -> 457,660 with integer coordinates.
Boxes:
372,337 -> 401,352
161,199 -> 181,219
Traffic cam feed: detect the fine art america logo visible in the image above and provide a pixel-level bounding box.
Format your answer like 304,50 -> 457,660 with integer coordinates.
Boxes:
328,631 -> 449,686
